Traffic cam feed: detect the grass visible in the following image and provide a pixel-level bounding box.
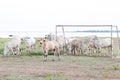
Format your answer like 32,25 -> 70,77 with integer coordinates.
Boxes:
112,64 -> 119,70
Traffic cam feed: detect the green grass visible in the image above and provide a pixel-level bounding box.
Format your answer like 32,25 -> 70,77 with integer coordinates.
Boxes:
112,64 -> 119,70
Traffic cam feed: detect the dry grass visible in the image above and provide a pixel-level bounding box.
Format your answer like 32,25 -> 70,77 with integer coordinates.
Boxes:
0,55 -> 120,80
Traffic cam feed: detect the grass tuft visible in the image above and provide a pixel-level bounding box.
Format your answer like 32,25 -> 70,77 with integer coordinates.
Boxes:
112,64 -> 119,70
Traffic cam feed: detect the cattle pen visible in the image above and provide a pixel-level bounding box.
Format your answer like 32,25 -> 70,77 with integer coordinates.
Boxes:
56,25 -> 120,58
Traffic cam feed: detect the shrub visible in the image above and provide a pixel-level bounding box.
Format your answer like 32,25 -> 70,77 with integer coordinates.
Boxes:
112,64 -> 119,70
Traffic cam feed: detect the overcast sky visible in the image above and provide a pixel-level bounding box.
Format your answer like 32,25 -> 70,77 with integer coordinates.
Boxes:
0,0 -> 120,32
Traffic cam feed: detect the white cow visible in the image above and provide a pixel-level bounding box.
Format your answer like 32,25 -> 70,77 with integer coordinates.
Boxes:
45,33 -> 56,41
87,38 -> 112,55
97,38 -> 112,53
84,35 -> 98,44
3,35 -> 21,56
22,36 -> 36,54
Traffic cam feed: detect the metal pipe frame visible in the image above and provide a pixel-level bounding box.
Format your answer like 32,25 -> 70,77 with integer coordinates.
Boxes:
56,25 -> 120,58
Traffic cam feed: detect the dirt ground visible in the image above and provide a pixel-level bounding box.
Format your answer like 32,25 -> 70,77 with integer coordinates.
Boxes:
0,55 -> 120,80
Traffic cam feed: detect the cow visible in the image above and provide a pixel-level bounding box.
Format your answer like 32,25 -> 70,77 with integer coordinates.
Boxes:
87,38 -> 112,56
71,39 -> 86,55
84,35 -> 98,44
3,35 -> 21,56
22,36 -> 36,54
38,38 -> 60,61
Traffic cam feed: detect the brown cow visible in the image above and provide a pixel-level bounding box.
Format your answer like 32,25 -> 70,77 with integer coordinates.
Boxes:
38,38 -> 60,61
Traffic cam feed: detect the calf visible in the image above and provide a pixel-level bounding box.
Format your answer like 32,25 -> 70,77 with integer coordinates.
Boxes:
22,36 -> 36,54
38,38 -> 60,61
71,39 -> 86,55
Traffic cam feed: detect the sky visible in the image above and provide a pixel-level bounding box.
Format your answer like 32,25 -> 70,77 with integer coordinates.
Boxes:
0,0 -> 120,37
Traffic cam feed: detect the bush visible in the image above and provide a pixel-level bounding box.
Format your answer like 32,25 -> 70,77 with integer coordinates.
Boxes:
112,64 -> 119,70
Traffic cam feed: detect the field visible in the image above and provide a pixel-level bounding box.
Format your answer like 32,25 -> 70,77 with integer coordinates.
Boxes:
0,38 -> 120,80
0,56 -> 120,80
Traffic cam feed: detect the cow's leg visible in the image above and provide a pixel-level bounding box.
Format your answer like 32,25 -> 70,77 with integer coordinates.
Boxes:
26,46 -> 30,54
33,44 -> 36,50
77,47 -> 81,55
26,47 -> 28,54
108,46 -> 112,56
10,48 -> 15,55
68,44 -> 72,54
44,50 -> 48,61
91,48 -> 94,56
53,49 -> 57,61
90,48 -> 92,56
15,44 -> 20,55
3,48 -> 9,56
73,47 -> 75,55
88,47 -> 91,55
29,46 -> 31,53
71,46 -> 74,55
53,51 -> 56,61
56,48 -> 60,61
57,51 -> 60,61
